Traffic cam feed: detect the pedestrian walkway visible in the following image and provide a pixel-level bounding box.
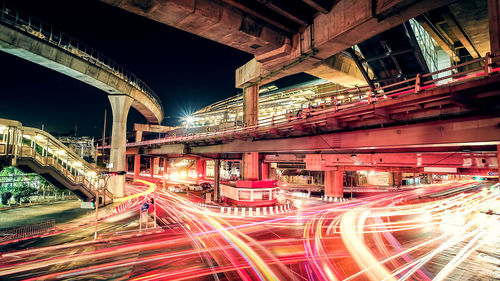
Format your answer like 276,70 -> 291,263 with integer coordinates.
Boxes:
0,200 -> 88,229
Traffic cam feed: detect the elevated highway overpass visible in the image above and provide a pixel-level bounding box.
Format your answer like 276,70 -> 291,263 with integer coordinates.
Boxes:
106,54 -> 500,197
0,5 -> 164,197
120,54 -> 500,153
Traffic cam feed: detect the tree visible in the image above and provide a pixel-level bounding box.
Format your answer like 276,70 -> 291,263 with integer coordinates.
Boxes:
0,166 -> 54,203
13,185 -> 37,203
1,192 -> 12,205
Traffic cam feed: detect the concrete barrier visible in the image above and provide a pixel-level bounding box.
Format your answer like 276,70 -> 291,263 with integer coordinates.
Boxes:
217,202 -> 294,217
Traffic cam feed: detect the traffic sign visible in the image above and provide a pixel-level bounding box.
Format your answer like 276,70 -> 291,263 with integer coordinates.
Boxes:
141,203 -> 150,212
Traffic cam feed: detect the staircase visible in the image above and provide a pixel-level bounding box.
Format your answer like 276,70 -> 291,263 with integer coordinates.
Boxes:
0,118 -> 112,205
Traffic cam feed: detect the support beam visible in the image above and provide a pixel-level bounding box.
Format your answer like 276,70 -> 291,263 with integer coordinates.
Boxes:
301,0 -> 332,14
196,157 -> 206,184
150,157 -> 155,179
191,116 -> 500,154
498,144 -> 500,182
108,95 -> 133,198
261,162 -> 269,180
243,84 -> 259,127
489,0 -> 500,56
242,152 -> 259,180
393,172 -> 403,187
214,159 -> 221,202
325,167 -> 344,197
153,157 -> 160,175
134,154 -> 140,180
441,10 -> 480,58
163,157 -> 168,179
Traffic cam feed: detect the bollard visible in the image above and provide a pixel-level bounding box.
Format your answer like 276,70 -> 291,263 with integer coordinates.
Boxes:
256,208 -> 261,216
220,207 -> 224,213
280,205 -> 284,212
263,207 -> 268,215
241,208 -> 246,217
249,208 -> 253,217
269,207 -> 274,215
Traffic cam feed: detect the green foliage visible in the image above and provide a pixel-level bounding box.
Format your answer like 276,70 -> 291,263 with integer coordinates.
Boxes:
1,192 -> 12,205
0,166 -> 53,205
13,186 -> 37,203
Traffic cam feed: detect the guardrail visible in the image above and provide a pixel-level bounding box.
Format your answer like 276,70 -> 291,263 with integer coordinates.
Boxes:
100,52 -> 498,149
0,3 -> 163,113
0,219 -> 55,241
0,120 -> 112,201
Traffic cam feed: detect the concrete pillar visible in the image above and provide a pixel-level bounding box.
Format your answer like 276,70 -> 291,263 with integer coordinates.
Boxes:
261,162 -> 269,180
242,152 -> 259,180
497,144 -> 500,182
269,166 -> 277,180
149,158 -> 154,179
133,154 -> 140,180
324,167 -> 344,197
163,157 -> 168,177
108,95 -> 133,198
153,157 -> 160,175
214,159 -> 221,202
489,0 -> 500,55
196,158 -> 206,184
243,84 -> 259,127
133,130 -> 142,181
135,130 -> 143,143
426,173 -> 432,184
393,172 -> 403,187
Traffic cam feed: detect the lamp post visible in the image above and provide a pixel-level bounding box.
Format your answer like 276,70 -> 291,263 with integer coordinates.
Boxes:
94,174 -> 111,240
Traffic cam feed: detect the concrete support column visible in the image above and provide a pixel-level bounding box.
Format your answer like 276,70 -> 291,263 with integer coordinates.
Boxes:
243,84 -> 259,127
214,159 -> 221,202
133,154 -> 140,180
324,167 -> 344,197
242,152 -> 259,180
426,173 -> 432,184
163,157 -> 168,176
149,158 -> 154,179
498,144 -> 500,182
393,172 -> 403,187
135,130 -> 143,143
153,157 -> 160,175
261,162 -> 269,180
489,0 -> 500,55
108,95 -> 133,198
269,166 -> 277,180
133,130 -> 142,181
196,158 -> 206,184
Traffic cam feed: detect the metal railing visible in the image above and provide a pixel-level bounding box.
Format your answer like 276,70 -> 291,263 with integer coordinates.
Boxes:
0,3 -> 163,113
116,52 -> 499,148
0,219 -> 55,241
0,119 -> 112,201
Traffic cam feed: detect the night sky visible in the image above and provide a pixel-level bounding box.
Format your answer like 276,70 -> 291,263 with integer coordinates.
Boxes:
0,0 -> 255,138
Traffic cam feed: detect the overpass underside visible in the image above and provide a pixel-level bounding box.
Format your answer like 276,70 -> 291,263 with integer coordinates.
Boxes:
138,71 -> 500,155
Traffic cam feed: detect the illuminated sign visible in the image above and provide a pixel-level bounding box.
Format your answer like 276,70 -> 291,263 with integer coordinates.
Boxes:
423,167 -> 457,173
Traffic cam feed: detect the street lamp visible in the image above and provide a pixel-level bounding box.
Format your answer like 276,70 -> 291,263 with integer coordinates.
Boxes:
94,171 -> 125,240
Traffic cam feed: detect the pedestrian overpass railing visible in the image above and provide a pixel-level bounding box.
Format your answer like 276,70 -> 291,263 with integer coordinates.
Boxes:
0,3 -> 163,114
0,119 -> 112,201
118,52 -> 499,148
